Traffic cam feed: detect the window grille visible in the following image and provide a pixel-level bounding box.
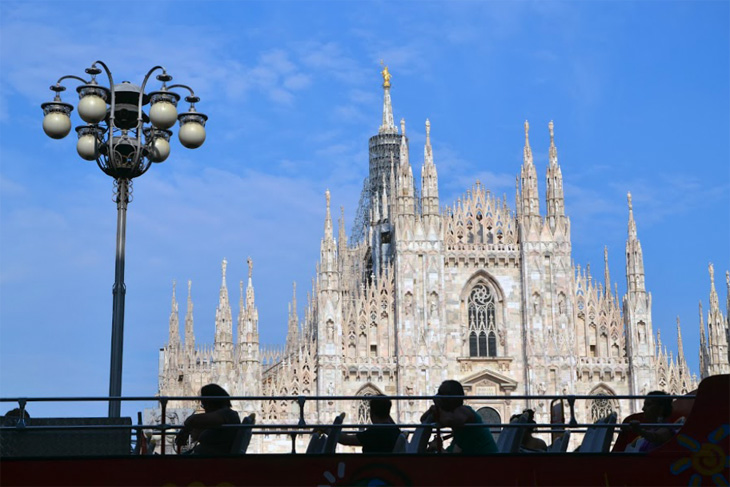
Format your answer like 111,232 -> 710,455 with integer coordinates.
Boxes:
468,283 -> 497,357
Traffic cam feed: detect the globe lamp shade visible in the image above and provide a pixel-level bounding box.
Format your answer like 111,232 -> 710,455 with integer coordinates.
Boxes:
78,94 -> 107,124
43,111 -> 72,139
149,137 -> 171,162
76,133 -> 99,160
179,121 -> 206,149
150,101 -> 178,130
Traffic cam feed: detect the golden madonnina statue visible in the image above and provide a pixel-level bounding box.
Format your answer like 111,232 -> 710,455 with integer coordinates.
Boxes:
381,65 -> 391,88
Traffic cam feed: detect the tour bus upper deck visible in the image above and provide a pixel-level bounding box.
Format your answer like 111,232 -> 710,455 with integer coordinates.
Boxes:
0,374 -> 727,487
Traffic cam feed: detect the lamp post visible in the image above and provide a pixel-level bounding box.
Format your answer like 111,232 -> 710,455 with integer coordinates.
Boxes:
41,61 -> 207,417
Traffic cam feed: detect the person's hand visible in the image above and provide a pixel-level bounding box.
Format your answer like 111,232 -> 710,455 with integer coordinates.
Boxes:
175,427 -> 190,449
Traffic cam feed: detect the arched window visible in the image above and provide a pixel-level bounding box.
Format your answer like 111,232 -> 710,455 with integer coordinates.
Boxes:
468,283 -> 497,357
356,385 -> 381,424
590,393 -> 615,422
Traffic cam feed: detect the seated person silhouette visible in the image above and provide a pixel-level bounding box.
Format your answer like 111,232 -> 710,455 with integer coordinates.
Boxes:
421,380 -> 498,454
627,390 -> 675,452
2,408 -> 30,427
511,409 -> 547,452
339,395 -> 401,453
175,384 -> 240,455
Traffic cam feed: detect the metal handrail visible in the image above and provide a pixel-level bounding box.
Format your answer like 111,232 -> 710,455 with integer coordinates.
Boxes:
1,392 -> 690,456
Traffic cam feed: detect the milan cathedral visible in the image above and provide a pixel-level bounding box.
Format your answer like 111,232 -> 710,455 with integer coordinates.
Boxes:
156,68 -> 730,451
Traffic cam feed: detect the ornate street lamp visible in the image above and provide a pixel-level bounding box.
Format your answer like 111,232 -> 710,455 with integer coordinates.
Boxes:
41,61 -> 207,417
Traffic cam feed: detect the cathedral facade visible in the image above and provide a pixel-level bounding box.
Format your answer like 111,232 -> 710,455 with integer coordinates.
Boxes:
156,70 -> 729,451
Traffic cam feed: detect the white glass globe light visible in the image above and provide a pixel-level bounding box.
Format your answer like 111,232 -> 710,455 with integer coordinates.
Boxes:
78,95 -> 107,124
150,101 -> 178,129
179,122 -> 206,149
43,112 -> 72,139
76,134 -> 98,160
149,137 -> 170,162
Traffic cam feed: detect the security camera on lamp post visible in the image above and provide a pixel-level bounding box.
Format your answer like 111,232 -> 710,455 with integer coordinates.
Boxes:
41,61 -> 208,417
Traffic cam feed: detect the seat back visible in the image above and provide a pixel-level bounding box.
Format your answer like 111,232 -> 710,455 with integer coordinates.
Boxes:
406,413 -> 434,454
305,432 -> 327,454
322,413 -> 346,454
496,412 -> 528,453
230,413 -> 256,454
547,430 -> 571,453
392,433 -> 407,453
579,412 -> 617,453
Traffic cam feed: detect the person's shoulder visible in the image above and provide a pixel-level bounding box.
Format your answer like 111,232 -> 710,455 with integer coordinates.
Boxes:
458,405 -> 479,421
220,407 -> 240,423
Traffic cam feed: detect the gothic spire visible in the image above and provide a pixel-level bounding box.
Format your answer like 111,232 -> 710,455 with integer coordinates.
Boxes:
523,120 -> 533,166
627,192 -> 638,240
604,246 -> 611,297
286,281 -> 300,354
625,192 -> 645,297
338,206 -> 347,254
424,118 -> 433,166
320,190 -> 338,279
397,127 -> 415,215
379,63 -> 397,135
699,300 -> 707,376
237,280 -> 245,344
546,120 -> 566,232
709,262 -> 719,312
520,120 -> 540,222
676,315 -> 685,366
214,258 -> 234,366
706,262 -> 729,375
168,280 -> 180,346
184,279 -> 195,351
324,189 -> 333,241
548,120 -> 557,165
421,119 -> 439,217
246,256 -> 255,308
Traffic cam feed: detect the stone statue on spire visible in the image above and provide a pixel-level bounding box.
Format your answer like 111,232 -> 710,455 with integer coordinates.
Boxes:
549,120 -> 555,145
247,256 -> 253,280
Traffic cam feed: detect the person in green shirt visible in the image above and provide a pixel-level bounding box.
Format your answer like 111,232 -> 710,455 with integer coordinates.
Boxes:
421,380 -> 498,454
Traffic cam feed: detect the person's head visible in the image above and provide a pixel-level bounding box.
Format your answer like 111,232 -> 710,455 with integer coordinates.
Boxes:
2,408 -> 30,426
369,395 -> 392,422
522,409 -> 537,433
435,380 -> 464,412
3,408 -> 30,419
200,384 -> 231,412
643,391 -> 672,421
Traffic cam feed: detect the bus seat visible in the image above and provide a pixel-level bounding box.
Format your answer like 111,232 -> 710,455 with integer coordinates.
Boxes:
547,430 -> 571,453
392,433 -> 407,453
230,413 -> 256,454
322,413 -> 346,454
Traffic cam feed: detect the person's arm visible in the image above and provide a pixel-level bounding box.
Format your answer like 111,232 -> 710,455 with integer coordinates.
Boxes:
175,408 -> 231,448
630,421 -> 673,445
420,405 -> 437,423
183,408 -> 230,429
436,406 -> 472,429
338,432 -> 362,446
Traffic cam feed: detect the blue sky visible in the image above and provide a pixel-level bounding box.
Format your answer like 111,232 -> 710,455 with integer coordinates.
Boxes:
0,1 -> 728,417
